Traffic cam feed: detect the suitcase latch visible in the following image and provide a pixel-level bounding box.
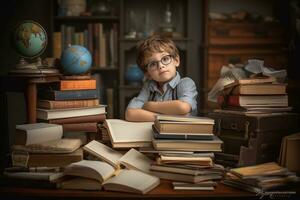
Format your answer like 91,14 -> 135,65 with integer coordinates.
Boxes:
244,121 -> 250,140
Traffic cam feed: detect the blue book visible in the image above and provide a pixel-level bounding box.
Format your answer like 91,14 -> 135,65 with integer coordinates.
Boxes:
152,125 -> 214,140
38,89 -> 99,100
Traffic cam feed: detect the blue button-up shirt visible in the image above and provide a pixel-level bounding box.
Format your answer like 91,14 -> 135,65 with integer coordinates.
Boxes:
126,72 -> 198,116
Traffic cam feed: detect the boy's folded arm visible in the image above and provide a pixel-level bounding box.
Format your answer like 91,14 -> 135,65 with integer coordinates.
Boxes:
125,108 -> 158,122
143,100 -> 191,115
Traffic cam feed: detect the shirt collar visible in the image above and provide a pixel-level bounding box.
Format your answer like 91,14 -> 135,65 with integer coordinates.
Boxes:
149,72 -> 181,92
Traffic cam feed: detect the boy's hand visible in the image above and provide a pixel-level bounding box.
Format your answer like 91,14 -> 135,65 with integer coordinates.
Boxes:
143,100 -> 191,115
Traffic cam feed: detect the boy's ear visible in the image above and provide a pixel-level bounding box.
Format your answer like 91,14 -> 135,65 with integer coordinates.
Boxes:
174,56 -> 180,67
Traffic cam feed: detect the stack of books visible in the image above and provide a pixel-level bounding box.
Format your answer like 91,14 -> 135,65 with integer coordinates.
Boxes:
3,123 -> 83,188
217,76 -> 291,114
149,115 -> 224,190
223,162 -> 300,193
37,76 -> 107,143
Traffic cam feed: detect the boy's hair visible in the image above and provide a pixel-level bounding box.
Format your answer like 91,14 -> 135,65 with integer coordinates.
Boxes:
136,34 -> 179,71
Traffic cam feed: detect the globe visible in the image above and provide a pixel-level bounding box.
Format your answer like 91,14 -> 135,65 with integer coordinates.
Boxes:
60,45 -> 92,75
13,20 -> 47,58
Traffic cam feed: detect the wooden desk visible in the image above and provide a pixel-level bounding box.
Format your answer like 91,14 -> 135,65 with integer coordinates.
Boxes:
0,180 -> 259,200
5,73 -> 61,123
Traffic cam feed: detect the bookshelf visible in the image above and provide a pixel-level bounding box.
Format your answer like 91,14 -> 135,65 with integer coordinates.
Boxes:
50,0 -> 203,118
50,0 -> 120,118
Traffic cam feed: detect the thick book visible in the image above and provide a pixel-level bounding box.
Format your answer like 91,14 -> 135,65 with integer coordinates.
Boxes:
152,125 -> 214,140
224,76 -> 277,89
230,84 -> 286,95
156,115 -> 215,123
38,89 -> 99,100
229,162 -> 288,178
3,171 -> 64,182
12,138 -> 82,154
63,160 -> 160,194
53,79 -> 97,91
41,114 -> 106,124
152,135 -> 223,152
154,117 -> 214,134
37,105 -> 106,120
150,170 -> 222,183
62,122 -> 98,133
83,140 -> 153,173
150,164 -> 223,176
279,132 -> 300,174
156,155 -> 213,166
172,181 -> 216,191
11,148 -> 83,168
103,119 -> 153,148
37,99 -> 99,109
15,123 -> 63,145
218,95 -> 289,108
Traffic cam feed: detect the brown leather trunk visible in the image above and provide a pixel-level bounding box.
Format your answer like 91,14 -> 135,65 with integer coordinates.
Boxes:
207,112 -> 300,167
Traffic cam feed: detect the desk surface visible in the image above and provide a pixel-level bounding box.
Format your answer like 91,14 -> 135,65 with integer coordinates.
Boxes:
0,180 -> 269,200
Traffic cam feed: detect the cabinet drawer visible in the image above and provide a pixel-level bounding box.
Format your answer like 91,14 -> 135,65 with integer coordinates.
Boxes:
209,21 -> 285,45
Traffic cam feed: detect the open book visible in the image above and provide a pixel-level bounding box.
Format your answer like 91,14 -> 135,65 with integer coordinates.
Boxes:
103,119 -> 153,148
61,160 -> 160,193
83,140 -> 153,173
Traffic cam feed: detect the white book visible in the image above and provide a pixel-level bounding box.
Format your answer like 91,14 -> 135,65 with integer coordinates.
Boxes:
84,140 -> 153,173
37,105 -> 106,120
63,160 -> 160,194
103,119 -> 153,148
3,171 -> 64,182
15,123 -> 63,145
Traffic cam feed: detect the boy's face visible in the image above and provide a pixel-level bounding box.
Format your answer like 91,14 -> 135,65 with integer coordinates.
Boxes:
144,51 -> 180,85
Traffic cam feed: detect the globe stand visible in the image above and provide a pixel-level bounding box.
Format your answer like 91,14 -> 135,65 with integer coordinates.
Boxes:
15,57 -> 43,70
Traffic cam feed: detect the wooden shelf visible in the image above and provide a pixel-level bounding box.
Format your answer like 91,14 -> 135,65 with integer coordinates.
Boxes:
91,67 -> 119,72
53,16 -> 119,22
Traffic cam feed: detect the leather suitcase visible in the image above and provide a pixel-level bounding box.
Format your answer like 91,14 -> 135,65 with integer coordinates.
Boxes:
207,111 -> 300,167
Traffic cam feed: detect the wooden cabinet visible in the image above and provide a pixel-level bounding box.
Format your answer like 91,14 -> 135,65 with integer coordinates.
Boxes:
202,0 -> 288,113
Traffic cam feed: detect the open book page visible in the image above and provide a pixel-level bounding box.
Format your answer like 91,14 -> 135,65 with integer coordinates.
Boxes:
84,141 -> 154,173
104,119 -> 153,147
118,148 -> 153,173
208,65 -> 247,103
58,177 -> 102,190
83,140 -> 123,168
103,169 -> 160,194
64,160 -> 116,182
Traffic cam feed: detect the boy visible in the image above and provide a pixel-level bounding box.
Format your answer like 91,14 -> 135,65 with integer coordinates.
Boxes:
125,35 -> 198,122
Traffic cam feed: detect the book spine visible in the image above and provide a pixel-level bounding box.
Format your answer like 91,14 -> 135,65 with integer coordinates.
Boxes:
62,123 -> 98,132
39,90 -> 99,100
38,99 -> 99,109
59,79 -> 97,90
226,95 -> 240,107
41,114 -> 106,124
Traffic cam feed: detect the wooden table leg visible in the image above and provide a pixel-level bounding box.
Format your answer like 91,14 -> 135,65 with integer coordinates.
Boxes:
26,82 -> 37,123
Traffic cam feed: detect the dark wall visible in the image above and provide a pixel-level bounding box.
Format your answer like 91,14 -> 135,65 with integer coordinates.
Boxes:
0,0 -> 52,75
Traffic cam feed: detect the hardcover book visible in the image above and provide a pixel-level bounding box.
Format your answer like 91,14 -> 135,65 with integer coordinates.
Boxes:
54,79 -> 97,91
15,123 -> 63,145
37,105 -> 106,120
38,89 -> 99,100
37,99 -> 99,109
103,119 -> 153,148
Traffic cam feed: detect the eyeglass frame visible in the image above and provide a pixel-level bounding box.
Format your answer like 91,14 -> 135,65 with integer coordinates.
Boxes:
144,54 -> 174,71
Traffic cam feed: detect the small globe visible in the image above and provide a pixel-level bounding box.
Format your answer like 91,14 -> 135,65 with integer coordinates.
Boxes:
13,20 -> 47,58
60,45 -> 92,75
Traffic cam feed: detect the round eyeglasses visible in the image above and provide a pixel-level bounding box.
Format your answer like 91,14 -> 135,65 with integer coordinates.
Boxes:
146,55 -> 173,71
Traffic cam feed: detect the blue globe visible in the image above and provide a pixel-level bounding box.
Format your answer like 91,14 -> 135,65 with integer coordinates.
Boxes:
61,45 -> 92,75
